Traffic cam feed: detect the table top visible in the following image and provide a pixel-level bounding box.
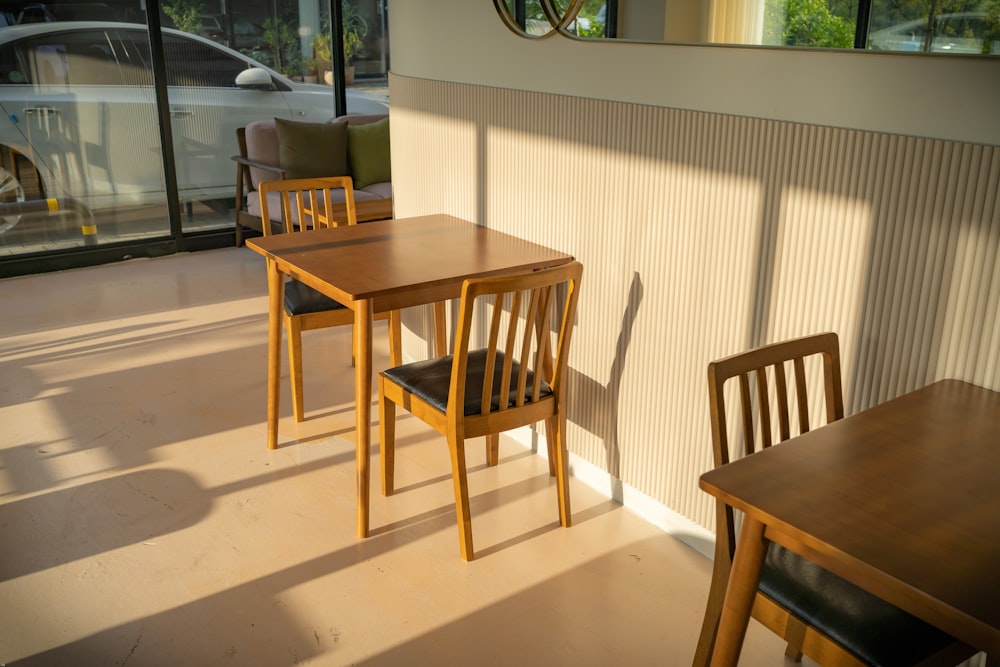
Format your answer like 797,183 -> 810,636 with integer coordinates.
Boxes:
699,379 -> 1000,654
246,214 -> 574,310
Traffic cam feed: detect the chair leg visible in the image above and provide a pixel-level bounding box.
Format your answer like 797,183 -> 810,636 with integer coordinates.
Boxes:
485,433 -> 499,466
388,309 -> 402,367
447,433 -> 475,561
692,554 -> 731,667
286,314 -> 305,422
783,618 -> 806,661
552,412 -> 572,527
544,415 -> 558,476
379,376 -> 395,496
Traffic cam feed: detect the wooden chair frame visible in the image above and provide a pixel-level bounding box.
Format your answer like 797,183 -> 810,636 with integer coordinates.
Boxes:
378,261 -> 583,560
694,332 -> 974,667
259,176 -> 400,425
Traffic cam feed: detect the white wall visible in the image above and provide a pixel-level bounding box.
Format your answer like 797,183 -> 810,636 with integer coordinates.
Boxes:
388,1 -> 1000,147
384,1 -> 1000,539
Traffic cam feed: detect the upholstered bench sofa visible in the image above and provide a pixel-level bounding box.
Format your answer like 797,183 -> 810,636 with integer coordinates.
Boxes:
233,113 -> 392,245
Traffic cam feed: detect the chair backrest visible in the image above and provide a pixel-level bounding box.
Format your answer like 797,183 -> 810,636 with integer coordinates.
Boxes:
258,176 -> 357,235
707,332 -> 844,560
449,261 -> 583,423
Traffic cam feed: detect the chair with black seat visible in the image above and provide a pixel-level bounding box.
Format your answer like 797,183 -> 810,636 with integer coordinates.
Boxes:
259,175 -> 400,431
693,332 -> 976,667
378,261 -> 583,561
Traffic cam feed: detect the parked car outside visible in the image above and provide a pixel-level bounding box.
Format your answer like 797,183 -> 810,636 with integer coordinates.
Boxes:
0,21 -> 388,221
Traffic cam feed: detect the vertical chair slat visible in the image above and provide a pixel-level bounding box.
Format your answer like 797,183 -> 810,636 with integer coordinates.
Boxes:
497,291 -> 520,412
738,373 -> 754,455
306,189 -> 319,228
773,362 -> 790,442
793,356 -> 810,433
756,368 -> 774,449
824,351 -> 844,423
481,293 -> 504,415
533,285 -> 555,401
279,191 -> 291,233
516,287 -> 542,407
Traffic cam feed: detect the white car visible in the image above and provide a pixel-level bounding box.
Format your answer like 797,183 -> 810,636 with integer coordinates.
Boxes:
0,21 -> 387,217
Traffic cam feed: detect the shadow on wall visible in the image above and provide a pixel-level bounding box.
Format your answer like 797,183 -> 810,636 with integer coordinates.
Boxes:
566,271 -> 643,499
397,271 -> 644,501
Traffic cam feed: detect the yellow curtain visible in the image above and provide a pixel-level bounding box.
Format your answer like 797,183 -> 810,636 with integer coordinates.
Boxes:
706,0 -> 766,44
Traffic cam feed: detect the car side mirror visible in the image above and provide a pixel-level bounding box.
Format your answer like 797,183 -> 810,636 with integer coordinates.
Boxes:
235,68 -> 276,91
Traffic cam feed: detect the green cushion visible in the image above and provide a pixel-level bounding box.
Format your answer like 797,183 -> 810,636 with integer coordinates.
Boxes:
347,117 -> 391,189
274,117 -> 349,180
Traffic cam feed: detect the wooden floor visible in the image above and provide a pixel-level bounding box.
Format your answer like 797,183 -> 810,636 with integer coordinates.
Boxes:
1,247 -> 809,666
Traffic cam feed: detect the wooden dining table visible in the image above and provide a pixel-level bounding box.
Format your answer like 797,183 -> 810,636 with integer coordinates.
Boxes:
699,379 -> 1000,666
245,214 -> 574,538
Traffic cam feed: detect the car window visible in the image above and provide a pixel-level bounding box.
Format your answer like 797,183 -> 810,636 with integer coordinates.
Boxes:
116,31 -> 252,88
9,30 -> 124,86
0,44 -> 27,84
161,34 -> 249,87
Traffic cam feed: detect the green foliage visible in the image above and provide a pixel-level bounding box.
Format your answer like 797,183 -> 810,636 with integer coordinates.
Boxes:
764,0 -> 855,47
261,17 -> 303,77
313,1 -> 368,70
342,0 -> 368,62
985,0 -> 1000,53
163,0 -> 203,34
313,26 -> 332,71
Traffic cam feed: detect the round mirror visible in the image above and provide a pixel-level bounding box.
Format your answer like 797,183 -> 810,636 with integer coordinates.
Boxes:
493,0 -> 585,39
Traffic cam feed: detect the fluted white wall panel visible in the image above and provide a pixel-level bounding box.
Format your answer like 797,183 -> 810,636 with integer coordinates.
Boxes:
389,73 -> 1000,531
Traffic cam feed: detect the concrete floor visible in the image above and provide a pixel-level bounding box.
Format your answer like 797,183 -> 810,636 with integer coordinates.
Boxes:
1,247 -> 804,666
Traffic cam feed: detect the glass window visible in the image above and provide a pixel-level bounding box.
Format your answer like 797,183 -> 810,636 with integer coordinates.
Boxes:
11,30 -> 124,86
0,1 -> 392,270
868,3 -> 1000,54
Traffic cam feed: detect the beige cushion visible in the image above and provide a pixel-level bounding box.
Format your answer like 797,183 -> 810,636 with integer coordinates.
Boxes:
244,120 -> 281,188
274,117 -> 349,180
359,181 -> 392,199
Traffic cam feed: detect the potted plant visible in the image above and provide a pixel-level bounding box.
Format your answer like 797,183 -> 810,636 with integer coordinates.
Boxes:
312,3 -> 368,85
341,1 -> 367,84
312,30 -> 332,83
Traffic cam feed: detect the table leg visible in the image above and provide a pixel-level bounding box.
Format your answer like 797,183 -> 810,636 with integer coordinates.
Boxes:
354,298 -> 374,538
265,259 -> 283,450
709,516 -> 767,667
433,301 -> 447,356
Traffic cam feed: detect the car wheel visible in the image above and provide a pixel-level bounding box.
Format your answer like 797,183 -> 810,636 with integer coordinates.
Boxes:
0,164 -> 26,234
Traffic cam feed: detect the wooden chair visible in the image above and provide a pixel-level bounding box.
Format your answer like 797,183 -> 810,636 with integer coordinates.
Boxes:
259,175 -> 400,426
378,261 -> 583,560
693,332 -> 976,667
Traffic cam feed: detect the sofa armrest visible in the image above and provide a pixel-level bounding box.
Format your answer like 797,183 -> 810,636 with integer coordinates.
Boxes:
231,155 -> 287,180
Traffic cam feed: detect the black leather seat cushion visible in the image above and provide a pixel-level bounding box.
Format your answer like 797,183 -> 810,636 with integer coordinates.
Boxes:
284,279 -> 348,316
381,349 -> 552,415
759,544 -> 956,667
